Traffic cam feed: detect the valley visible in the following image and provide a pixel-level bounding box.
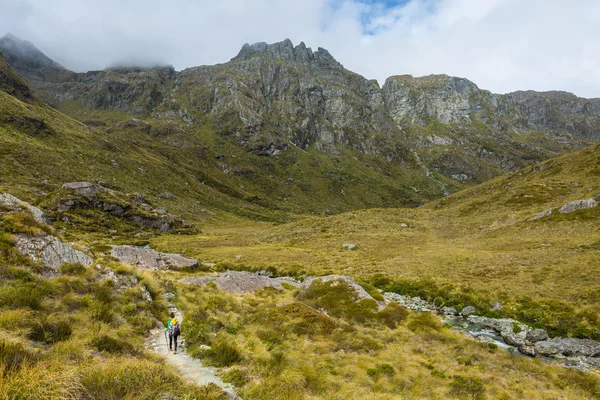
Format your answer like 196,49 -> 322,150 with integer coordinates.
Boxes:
0,33 -> 599,399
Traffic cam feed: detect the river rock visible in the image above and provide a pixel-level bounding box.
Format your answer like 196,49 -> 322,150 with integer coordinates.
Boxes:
535,338 -> 600,357
0,192 -> 49,225
460,306 -> 476,316
467,316 -> 514,334
14,234 -> 92,270
526,328 -> 549,343
61,182 -> 104,198
559,198 -> 598,214
501,331 -> 527,347
518,344 -> 536,357
111,245 -> 198,270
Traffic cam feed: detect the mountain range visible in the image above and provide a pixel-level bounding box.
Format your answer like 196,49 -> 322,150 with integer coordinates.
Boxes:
1,33 -> 599,214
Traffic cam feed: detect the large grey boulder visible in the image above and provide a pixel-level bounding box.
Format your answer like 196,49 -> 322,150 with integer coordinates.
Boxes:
467,316 -> 514,334
61,182 -> 104,198
501,331 -> 528,347
14,234 -> 92,270
535,338 -> 600,357
111,245 -> 198,270
559,198 -> 598,214
0,192 -> 49,224
181,271 -> 285,294
526,329 -> 549,343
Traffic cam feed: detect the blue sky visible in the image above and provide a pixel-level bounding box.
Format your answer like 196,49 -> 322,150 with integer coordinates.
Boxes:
2,0 -> 600,97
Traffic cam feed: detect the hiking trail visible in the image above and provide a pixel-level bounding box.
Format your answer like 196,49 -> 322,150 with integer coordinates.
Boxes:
148,304 -> 240,399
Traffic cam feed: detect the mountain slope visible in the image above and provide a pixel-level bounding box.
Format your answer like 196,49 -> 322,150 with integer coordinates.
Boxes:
2,35 -> 597,190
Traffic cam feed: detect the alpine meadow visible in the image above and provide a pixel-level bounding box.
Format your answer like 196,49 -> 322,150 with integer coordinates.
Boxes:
1,8 -> 600,399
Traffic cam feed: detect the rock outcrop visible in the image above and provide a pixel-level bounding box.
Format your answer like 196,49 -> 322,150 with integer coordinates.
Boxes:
110,245 -> 198,270
14,234 -> 92,270
0,192 -> 49,224
559,198 -> 598,214
181,271 -> 287,294
535,338 -> 600,357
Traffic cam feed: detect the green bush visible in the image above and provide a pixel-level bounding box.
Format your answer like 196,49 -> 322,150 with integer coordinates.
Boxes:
377,302 -> 409,329
450,375 -> 486,399
222,367 -> 248,387
0,282 -> 49,309
367,363 -> 395,379
406,312 -> 443,332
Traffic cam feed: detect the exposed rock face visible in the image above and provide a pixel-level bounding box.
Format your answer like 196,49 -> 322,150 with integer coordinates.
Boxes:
3,35 -> 599,188
110,245 -> 198,270
14,234 -> 92,270
61,182 -> 104,198
0,49 -> 33,101
558,198 -> 598,214
535,338 -> 600,357
0,192 -> 49,224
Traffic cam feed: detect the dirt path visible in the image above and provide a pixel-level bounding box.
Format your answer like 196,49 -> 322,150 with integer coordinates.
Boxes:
148,305 -> 240,399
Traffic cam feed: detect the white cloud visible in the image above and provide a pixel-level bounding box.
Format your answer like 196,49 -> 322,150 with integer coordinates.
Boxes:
1,0 -> 600,97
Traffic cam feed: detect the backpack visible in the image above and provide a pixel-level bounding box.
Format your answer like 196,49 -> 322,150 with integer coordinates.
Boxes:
168,319 -> 181,336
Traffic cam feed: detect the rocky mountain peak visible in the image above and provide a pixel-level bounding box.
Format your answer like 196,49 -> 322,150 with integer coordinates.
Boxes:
231,38 -> 342,68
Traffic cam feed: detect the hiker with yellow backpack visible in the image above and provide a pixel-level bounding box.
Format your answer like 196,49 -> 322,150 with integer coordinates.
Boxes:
165,311 -> 182,354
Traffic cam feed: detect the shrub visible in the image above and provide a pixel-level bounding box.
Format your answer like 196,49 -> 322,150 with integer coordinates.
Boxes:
406,312 -> 443,332
450,375 -> 486,399
0,282 -> 49,309
222,367 -> 248,387
367,363 -> 395,379
377,302 -> 409,328
27,318 -> 72,344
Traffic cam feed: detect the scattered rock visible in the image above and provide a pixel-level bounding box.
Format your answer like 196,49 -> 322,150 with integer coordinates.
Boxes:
490,302 -> 503,311
153,207 -> 168,214
0,192 -> 49,224
528,208 -> 552,221
535,338 -> 600,357
163,292 -> 175,300
111,245 -> 198,270
15,234 -> 92,270
526,329 -> 549,343
441,306 -> 458,316
460,306 -> 476,316
61,182 -> 104,198
400,223 -> 408,228
342,243 -> 356,250
476,335 -> 495,344
559,198 -> 598,214
501,331 -> 527,347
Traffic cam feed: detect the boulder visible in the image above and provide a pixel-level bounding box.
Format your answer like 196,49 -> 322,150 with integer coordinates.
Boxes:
0,193 -> 49,224
460,306 -> 476,316
110,245 -> 198,270
501,331 -> 527,347
61,182 -> 104,198
559,198 -> 598,214
467,316 -> 514,334
14,234 -> 92,270
518,344 -> 536,357
526,329 -> 549,343
490,302 -> 503,311
535,338 -> 600,357
181,271 -> 285,294
342,243 -> 356,250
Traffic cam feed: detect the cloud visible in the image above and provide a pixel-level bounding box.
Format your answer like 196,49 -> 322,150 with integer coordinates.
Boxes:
2,0 -> 600,97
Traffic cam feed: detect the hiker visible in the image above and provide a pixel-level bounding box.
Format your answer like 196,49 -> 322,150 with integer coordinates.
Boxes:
165,311 -> 181,354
